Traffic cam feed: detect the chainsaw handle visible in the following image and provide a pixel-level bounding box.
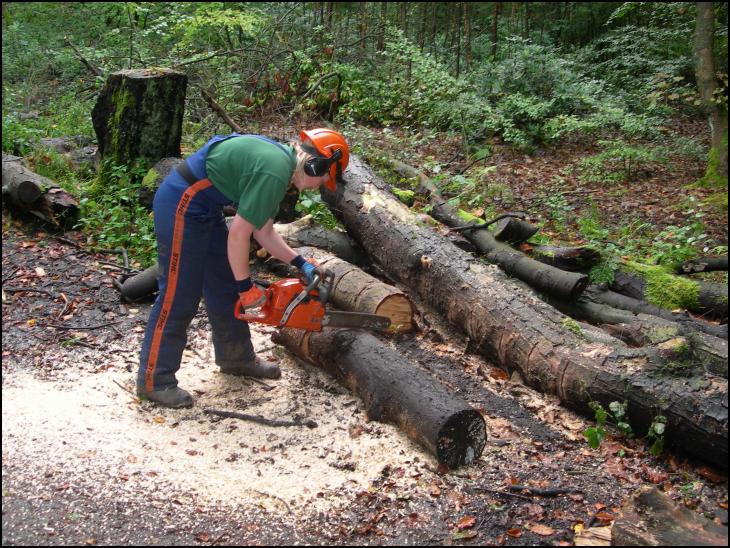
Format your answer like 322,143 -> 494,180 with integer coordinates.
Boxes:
234,282 -> 270,321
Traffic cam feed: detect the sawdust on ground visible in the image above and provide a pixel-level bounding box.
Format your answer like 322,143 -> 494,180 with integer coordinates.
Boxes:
2,322 -> 434,515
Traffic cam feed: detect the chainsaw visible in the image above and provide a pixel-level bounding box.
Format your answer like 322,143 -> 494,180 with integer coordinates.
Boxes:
235,269 -> 391,332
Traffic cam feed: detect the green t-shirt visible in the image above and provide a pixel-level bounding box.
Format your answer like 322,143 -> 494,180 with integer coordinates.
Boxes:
205,136 -> 296,229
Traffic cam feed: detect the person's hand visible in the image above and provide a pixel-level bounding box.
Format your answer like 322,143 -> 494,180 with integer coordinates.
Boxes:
299,260 -> 320,285
238,285 -> 266,310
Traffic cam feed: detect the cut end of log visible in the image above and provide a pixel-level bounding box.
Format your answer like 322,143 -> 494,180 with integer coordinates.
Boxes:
436,409 -> 487,468
375,294 -> 414,333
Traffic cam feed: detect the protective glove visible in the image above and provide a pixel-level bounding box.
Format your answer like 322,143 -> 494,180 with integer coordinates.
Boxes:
236,279 -> 266,310
291,255 -> 320,285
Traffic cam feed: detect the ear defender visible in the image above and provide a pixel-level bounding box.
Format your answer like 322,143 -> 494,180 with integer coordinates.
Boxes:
304,148 -> 342,177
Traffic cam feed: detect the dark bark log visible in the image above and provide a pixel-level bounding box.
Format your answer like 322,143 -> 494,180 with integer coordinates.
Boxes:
388,159 -> 588,300
612,269 -> 728,322
613,486 -> 728,546
2,154 -> 79,225
493,216 -> 539,244
92,69 -> 187,166
677,255 -> 728,274
527,245 -> 602,272
272,328 -> 487,468
322,155 -> 728,469
292,246 -> 414,333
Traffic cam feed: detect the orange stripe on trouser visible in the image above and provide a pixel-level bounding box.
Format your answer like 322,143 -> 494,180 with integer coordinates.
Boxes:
144,179 -> 212,392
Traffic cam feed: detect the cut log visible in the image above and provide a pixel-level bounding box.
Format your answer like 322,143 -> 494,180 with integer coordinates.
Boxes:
493,216 -> 539,244
322,155 -> 728,469
612,486 -> 728,546
388,158 -> 588,301
92,69 -> 187,165
612,267 -> 728,322
292,246 -> 414,333
272,328 -> 487,468
2,154 -> 79,225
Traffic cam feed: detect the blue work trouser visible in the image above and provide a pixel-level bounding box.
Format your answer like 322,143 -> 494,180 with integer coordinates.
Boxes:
137,160 -> 255,392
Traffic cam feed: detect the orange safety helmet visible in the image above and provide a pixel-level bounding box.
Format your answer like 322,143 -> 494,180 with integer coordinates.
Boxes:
299,128 -> 349,191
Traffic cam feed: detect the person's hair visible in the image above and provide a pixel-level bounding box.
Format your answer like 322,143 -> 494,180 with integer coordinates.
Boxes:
287,140 -> 314,187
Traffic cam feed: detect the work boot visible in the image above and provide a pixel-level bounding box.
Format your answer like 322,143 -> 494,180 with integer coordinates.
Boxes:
137,385 -> 194,409
220,356 -> 281,379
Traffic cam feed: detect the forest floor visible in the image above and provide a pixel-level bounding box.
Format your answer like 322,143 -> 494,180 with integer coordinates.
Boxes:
2,117 -> 728,546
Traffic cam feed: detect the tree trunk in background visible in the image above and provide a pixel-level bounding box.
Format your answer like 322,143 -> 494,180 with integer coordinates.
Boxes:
92,69 -> 187,166
322,155 -> 728,469
491,2 -> 500,60
463,3 -> 472,72
694,2 -> 728,185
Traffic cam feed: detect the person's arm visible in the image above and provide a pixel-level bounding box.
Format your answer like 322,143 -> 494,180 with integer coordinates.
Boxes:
227,213 -> 257,281
253,219 -> 298,264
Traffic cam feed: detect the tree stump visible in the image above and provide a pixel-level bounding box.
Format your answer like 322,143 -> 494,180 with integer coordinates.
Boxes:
92,69 -> 187,166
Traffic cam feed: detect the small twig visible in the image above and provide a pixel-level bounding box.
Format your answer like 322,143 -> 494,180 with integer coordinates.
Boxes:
45,320 -> 124,331
473,487 -> 531,501
113,380 -> 141,403
203,408 -> 317,428
3,286 -> 55,298
253,490 -> 292,515
507,485 -> 582,497
448,212 -> 527,233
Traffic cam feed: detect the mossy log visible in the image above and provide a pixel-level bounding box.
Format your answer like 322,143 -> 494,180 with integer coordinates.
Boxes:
292,246 -> 414,333
92,69 -> 187,166
612,486 -> 728,546
612,264 -> 728,322
322,154 -> 728,469
272,328 -> 487,468
2,154 -> 78,225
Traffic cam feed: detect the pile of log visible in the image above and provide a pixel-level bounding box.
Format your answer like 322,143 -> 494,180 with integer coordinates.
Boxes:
320,155 -> 728,469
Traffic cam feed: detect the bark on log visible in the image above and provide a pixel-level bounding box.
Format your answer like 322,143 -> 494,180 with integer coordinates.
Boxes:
588,287 -> 727,341
612,269 -> 728,323
612,486 -> 728,546
292,246 -> 414,333
403,170 -> 589,300
92,69 -> 187,165
272,328 -> 487,468
322,155 -> 728,469
2,154 -> 79,225
527,245 -> 602,272
676,255 -> 728,274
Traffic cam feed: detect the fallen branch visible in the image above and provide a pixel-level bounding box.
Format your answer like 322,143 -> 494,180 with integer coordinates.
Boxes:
199,87 -> 243,133
203,408 -> 317,428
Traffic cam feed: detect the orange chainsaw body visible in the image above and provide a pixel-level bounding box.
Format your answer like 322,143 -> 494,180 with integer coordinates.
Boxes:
235,278 -> 326,331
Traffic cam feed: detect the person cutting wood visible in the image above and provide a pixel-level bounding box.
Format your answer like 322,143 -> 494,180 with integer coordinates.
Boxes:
137,128 -> 350,408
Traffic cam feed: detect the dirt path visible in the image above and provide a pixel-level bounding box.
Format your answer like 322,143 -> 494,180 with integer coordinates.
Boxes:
2,214 -> 727,545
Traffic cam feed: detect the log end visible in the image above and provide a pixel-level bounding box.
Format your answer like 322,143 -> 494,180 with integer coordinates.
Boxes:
436,409 -> 487,468
375,294 -> 415,333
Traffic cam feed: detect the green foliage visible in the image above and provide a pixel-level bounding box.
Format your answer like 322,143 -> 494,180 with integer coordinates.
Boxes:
295,191 -> 341,230
583,400 -> 633,450
577,140 -> 668,183
646,415 -> 667,456
77,161 -> 157,266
